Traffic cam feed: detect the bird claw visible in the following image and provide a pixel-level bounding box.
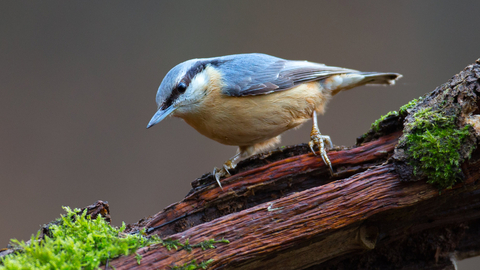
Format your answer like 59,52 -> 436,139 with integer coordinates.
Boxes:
212,160 -> 236,190
212,167 -> 225,190
309,132 -> 334,175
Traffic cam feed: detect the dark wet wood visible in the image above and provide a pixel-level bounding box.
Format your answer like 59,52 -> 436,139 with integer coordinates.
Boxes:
109,156 -> 480,269
124,131 -> 402,238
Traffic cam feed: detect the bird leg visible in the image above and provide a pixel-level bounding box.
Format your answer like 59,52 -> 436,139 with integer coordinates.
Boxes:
308,111 -> 334,175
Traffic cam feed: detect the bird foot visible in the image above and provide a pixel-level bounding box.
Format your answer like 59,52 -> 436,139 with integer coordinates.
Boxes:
212,160 -> 236,190
308,130 -> 334,175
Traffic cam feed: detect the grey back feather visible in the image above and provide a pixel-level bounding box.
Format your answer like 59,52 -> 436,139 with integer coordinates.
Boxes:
211,53 -> 358,96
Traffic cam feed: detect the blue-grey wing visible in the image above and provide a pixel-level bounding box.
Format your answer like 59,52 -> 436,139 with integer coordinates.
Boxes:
217,53 -> 357,97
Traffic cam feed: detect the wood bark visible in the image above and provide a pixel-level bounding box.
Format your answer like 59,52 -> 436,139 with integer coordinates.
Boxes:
4,60 -> 480,269
107,59 -> 480,269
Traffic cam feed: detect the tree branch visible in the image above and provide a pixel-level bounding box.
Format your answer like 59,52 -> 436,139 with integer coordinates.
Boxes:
104,58 -> 480,270
5,60 -> 480,270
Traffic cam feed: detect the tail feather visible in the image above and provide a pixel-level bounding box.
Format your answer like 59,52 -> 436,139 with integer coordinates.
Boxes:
359,72 -> 402,86
327,72 -> 402,96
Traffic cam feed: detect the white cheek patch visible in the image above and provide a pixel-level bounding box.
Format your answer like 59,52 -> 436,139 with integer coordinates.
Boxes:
189,71 -> 208,95
174,70 -> 210,109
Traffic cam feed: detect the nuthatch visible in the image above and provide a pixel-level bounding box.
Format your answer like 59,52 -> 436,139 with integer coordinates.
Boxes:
147,53 -> 402,189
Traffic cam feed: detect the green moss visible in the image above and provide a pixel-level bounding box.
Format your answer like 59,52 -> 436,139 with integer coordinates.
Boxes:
186,238 -> 230,252
161,238 -> 228,252
370,110 -> 399,132
369,97 -> 421,133
366,96 -> 473,189
403,107 -> 471,189
1,207 -> 229,270
167,238 -> 228,269
171,259 -> 214,270
135,252 -> 142,265
163,238 -> 183,251
398,98 -> 420,115
0,207 -> 162,270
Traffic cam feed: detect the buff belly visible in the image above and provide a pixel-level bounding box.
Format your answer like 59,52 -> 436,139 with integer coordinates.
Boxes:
177,81 -> 331,147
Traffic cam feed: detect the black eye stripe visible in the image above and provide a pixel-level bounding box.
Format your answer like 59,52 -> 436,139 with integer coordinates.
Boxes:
161,81 -> 189,109
183,62 -> 207,86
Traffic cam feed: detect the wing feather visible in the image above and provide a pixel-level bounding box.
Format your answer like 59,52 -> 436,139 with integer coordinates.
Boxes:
219,54 -> 357,97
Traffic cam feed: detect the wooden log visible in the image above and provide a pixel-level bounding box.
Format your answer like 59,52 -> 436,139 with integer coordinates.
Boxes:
125,131 -> 402,238
108,59 -> 480,269
110,158 -> 480,269
5,59 -> 479,269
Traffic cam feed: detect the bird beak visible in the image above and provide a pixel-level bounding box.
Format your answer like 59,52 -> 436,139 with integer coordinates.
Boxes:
146,105 -> 176,129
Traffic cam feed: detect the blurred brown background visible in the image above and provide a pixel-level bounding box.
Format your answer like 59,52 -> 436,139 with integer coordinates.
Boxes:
1,1 -> 479,266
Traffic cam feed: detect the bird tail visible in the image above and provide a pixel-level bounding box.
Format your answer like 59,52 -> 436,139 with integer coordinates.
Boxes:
327,72 -> 402,96
358,72 -> 402,86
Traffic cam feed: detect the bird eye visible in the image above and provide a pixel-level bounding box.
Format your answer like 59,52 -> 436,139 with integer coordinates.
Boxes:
177,82 -> 187,93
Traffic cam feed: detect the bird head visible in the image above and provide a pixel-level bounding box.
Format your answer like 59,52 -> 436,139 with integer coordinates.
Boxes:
147,58 -> 214,129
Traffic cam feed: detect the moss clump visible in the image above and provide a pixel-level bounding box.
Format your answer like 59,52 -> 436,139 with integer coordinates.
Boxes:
369,98 -> 421,133
0,207 -> 162,270
398,98 -> 420,115
367,96 -> 473,189
370,111 -> 399,132
0,207 -> 230,270
403,107 -> 471,189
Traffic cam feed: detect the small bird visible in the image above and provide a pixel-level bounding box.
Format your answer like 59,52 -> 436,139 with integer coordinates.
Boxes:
147,53 -> 401,189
